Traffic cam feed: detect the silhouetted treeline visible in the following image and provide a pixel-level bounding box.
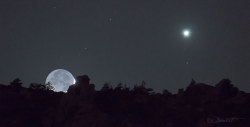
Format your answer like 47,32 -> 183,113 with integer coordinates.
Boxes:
0,76 -> 250,127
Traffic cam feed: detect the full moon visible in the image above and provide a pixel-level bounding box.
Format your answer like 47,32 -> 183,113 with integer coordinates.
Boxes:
45,69 -> 75,92
182,29 -> 191,38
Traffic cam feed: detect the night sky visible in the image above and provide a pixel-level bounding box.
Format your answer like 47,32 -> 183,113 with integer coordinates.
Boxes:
0,0 -> 249,93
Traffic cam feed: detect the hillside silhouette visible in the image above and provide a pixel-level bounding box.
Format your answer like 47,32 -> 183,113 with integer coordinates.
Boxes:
0,75 -> 250,127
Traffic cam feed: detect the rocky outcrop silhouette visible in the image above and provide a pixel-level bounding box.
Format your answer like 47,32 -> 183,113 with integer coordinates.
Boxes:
0,76 -> 249,127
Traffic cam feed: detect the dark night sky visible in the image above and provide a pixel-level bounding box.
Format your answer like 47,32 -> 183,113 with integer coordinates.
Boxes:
0,0 -> 249,93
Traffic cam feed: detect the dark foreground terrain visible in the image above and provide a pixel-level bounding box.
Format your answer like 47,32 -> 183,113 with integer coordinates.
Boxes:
0,75 -> 250,127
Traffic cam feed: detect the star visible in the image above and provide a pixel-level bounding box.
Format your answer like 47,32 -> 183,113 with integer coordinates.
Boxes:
108,17 -> 112,22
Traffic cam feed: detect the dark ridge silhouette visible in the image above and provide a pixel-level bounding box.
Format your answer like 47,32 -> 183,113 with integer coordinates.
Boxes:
0,75 -> 250,127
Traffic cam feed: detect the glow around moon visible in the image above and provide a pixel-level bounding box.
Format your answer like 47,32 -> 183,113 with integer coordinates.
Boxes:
45,69 -> 75,92
182,29 -> 191,38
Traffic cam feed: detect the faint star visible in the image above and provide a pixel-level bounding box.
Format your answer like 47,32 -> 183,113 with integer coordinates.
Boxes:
108,18 -> 112,22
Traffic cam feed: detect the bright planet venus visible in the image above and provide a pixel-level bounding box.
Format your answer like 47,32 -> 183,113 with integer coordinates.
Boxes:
183,29 -> 191,38
45,69 -> 75,92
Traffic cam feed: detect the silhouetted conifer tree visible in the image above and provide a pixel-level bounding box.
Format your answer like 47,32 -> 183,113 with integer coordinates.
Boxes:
101,83 -> 113,92
46,82 -> 55,91
114,83 -> 122,92
132,81 -> 153,95
29,82 -> 54,91
162,89 -> 172,96
10,78 -> 22,87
